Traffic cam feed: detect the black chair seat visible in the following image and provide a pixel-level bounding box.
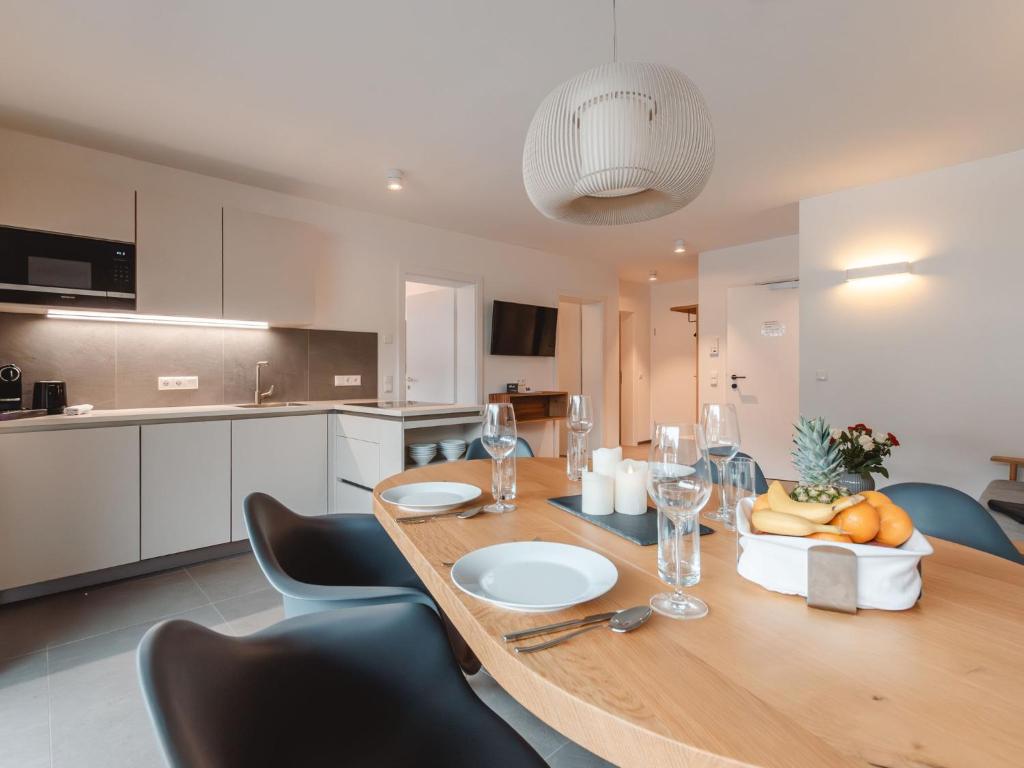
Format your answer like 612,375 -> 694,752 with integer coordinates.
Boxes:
138,603 -> 547,768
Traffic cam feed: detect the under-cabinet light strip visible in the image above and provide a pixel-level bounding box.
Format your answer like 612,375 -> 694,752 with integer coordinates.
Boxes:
46,309 -> 269,329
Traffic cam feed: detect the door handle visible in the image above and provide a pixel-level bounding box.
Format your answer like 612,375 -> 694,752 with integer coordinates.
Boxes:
730,374 -> 746,390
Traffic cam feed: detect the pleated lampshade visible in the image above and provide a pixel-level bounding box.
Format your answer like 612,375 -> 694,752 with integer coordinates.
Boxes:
523,62 -> 715,226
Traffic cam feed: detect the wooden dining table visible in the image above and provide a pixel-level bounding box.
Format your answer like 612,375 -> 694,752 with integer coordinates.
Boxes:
373,458 -> 1024,768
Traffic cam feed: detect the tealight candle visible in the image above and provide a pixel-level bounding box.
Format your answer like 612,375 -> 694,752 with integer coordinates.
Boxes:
581,470 -> 614,516
591,446 -> 622,478
615,459 -> 649,516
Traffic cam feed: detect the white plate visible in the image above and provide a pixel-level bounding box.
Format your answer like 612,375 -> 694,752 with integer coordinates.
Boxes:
380,482 -> 481,512
451,542 -> 618,612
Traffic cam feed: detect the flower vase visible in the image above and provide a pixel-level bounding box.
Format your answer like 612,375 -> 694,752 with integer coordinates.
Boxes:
837,472 -> 875,495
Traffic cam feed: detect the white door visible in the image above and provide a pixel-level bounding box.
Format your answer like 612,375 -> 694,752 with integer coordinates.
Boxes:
725,284 -> 799,480
619,312 -> 636,445
405,282 -> 456,402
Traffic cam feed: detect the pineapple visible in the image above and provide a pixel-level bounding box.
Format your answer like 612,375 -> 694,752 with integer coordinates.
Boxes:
790,416 -> 847,503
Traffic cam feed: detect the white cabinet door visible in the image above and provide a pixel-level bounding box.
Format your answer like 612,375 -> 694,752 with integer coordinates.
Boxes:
231,415 -> 329,540
0,426 -> 140,590
334,435 -> 380,514
141,421 -> 230,559
222,208 -> 325,326
0,168 -> 134,241
136,190 -> 222,317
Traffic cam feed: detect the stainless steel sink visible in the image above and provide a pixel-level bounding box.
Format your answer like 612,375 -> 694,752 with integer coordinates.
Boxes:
233,402 -> 308,408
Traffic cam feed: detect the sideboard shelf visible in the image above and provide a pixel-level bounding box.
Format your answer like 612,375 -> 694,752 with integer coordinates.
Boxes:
487,391 -> 569,424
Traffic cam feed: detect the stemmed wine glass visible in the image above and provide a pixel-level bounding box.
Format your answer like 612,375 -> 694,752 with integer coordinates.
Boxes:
481,403 -> 517,513
700,403 -> 740,524
648,423 -> 712,620
566,394 -> 594,481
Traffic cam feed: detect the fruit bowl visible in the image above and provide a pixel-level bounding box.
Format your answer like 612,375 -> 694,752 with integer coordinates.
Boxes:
735,497 -> 934,611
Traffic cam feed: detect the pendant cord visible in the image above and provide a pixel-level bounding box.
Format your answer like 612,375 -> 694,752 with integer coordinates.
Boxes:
612,0 -> 618,63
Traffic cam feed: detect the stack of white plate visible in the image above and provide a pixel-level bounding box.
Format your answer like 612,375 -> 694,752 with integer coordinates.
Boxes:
439,438 -> 467,461
408,442 -> 438,466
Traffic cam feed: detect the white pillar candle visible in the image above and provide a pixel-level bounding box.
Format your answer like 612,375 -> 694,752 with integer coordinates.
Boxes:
615,459 -> 649,516
581,470 -> 614,516
591,446 -> 623,478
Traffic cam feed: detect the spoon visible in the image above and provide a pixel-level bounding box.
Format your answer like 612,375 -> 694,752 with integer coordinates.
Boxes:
398,505 -> 484,525
513,605 -> 653,654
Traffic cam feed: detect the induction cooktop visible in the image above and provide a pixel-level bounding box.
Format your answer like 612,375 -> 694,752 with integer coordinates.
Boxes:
356,400 -> 444,408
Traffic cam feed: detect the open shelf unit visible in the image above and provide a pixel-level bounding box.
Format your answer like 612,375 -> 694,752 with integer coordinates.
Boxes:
487,391 -> 568,424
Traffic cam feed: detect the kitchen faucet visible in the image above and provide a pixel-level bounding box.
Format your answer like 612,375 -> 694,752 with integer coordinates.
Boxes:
255,361 -> 274,404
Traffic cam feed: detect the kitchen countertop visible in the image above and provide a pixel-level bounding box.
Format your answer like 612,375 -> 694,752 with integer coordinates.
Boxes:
0,400 -> 483,434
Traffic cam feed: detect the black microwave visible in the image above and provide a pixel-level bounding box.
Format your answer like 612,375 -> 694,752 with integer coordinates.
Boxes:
0,225 -> 136,309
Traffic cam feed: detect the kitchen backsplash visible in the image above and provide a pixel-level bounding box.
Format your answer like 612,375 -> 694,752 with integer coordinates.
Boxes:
0,312 -> 377,409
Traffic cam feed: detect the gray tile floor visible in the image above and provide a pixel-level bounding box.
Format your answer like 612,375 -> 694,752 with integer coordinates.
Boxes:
0,553 -> 614,768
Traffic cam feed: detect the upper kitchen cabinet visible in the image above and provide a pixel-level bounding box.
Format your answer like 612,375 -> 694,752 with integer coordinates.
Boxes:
136,189 -> 223,317
0,167 -> 134,242
222,208 -> 326,326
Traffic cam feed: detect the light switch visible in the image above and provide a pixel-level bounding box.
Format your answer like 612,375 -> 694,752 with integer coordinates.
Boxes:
383,375 -> 394,393
710,336 -> 720,357
383,334 -> 394,345
158,376 -> 199,391
334,375 -> 362,387
815,370 -> 829,381
710,371 -> 719,387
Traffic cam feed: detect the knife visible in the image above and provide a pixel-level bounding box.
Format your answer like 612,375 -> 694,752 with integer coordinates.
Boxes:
502,611 -> 619,643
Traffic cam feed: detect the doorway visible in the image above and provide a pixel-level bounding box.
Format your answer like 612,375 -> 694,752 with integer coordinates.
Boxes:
403,275 -> 480,404
725,283 -> 799,480
619,311 -> 637,446
555,296 -> 605,455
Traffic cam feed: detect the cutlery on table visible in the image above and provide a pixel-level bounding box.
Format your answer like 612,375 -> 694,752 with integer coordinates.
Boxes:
513,606 -> 652,654
502,611 -> 620,643
397,506 -> 484,525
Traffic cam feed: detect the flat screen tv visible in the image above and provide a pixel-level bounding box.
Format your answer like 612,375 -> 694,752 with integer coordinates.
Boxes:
490,300 -> 558,357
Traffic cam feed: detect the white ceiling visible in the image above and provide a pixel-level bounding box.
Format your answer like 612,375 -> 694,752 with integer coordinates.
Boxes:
2,1 -> 1024,282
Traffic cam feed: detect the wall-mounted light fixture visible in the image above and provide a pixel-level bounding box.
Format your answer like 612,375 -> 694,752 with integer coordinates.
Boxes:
844,261 -> 912,282
648,270 -> 659,282
673,239 -> 686,254
46,309 -> 269,330
386,169 -> 404,191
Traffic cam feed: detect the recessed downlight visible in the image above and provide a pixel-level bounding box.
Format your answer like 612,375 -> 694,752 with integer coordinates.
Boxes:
673,239 -> 686,254
648,271 -> 659,282
386,169 -> 404,191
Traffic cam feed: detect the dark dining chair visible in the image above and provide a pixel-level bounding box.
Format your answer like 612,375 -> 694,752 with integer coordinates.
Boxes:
881,482 -> 1024,563
137,603 -> 547,768
243,492 -> 480,672
465,436 -> 535,460
707,451 -> 770,494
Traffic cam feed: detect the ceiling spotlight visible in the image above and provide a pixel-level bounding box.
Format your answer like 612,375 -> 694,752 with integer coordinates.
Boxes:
673,239 -> 686,254
386,169 -> 404,191
648,271 -> 659,282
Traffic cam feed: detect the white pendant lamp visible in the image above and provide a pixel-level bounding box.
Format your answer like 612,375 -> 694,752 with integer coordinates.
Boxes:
523,2 -> 714,226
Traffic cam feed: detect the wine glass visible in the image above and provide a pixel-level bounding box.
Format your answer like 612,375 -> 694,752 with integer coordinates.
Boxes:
566,394 -> 594,481
648,423 -> 712,620
481,403 -> 517,513
700,403 -> 740,524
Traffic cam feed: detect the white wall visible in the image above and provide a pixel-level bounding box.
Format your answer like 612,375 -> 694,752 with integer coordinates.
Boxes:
650,279 -> 699,428
618,281 -> 651,444
800,149 -> 1024,498
0,127 -> 621,450
697,236 -> 799,408
556,301 -> 582,454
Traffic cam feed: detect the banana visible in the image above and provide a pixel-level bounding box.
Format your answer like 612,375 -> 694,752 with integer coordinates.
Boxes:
765,481 -> 864,523
751,510 -> 843,537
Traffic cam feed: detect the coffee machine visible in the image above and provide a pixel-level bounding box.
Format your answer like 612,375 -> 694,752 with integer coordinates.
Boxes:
0,363 -> 23,411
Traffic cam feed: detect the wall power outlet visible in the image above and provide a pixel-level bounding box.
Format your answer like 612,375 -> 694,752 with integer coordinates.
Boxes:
158,376 -> 199,391
334,375 -> 362,387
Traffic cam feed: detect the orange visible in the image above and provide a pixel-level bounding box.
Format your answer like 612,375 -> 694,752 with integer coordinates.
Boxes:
753,494 -> 772,512
874,502 -> 914,547
830,501 -> 880,543
859,490 -> 892,508
806,532 -> 853,543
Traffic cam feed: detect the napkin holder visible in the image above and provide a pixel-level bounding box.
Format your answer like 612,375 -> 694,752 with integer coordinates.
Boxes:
806,546 -> 858,614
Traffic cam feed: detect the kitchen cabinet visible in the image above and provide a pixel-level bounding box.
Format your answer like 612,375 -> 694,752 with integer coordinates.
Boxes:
231,414 -> 329,540
0,426 -> 140,591
141,421 -> 230,559
334,414 -> 403,513
0,166 -> 134,242
222,207 -> 326,326
136,189 -> 223,317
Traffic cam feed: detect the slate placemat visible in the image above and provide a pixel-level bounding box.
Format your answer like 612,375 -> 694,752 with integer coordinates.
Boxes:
547,494 -> 714,546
